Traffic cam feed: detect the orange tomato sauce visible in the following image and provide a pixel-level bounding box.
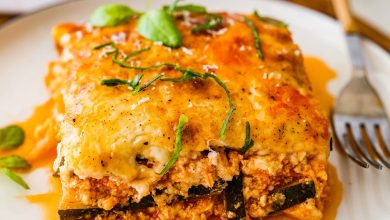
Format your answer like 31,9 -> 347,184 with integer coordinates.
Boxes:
2,57 -> 341,220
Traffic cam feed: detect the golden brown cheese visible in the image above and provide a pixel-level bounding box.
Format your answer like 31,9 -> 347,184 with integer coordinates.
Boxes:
49,12 -> 330,218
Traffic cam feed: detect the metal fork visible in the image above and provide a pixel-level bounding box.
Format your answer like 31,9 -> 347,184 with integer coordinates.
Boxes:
331,0 -> 390,169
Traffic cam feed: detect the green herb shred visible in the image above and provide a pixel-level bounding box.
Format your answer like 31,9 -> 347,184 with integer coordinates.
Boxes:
102,73 -> 163,94
203,73 -> 234,140
159,114 -> 188,175
244,17 -> 263,60
90,4 -> 139,27
0,168 -> 30,189
240,121 -> 254,154
132,74 -> 164,94
254,10 -> 288,27
93,41 -> 119,58
120,48 -> 151,64
0,125 -> 25,150
163,4 -> 207,14
192,13 -> 222,33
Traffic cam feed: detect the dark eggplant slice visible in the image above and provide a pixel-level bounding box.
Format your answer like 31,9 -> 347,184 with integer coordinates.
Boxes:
58,195 -> 156,220
224,174 -> 246,220
188,178 -> 227,197
269,180 -> 316,214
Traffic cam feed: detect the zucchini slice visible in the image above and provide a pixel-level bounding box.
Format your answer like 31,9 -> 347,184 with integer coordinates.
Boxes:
58,195 -> 156,220
269,180 -> 316,214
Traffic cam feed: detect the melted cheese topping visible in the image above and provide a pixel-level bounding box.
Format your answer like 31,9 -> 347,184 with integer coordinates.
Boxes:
49,14 -> 329,186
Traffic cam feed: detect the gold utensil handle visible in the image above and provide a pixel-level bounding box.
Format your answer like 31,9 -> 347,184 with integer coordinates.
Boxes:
331,0 -> 357,33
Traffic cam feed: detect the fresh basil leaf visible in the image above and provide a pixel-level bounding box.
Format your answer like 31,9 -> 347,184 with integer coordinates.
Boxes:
159,114 -> 188,175
244,17 -> 263,60
254,10 -> 288,27
0,125 -> 25,150
240,122 -> 254,154
90,4 -> 139,27
0,155 -> 30,169
191,13 -> 223,33
163,4 -> 207,14
0,168 -> 30,189
137,9 -> 182,48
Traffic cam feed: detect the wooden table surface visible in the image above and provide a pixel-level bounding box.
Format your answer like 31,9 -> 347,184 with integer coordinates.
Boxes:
0,0 -> 389,52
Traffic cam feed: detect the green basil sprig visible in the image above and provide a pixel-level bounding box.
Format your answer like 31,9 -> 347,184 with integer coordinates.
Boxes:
159,114 -> 188,175
254,10 -> 288,27
137,9 -> 182,48
90,4 -> 139,27
0,155 -> 30,168
0,125 -> 25,150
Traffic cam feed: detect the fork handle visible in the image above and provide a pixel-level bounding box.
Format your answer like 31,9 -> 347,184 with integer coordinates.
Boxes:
331,0 -> 357,33
332,0 -> 366,75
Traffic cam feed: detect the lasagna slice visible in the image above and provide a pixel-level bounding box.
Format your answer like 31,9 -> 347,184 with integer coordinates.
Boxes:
49,6 -> 330,220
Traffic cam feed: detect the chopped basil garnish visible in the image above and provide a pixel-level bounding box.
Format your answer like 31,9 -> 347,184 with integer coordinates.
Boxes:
0,155 -> 30,169
192,14 -> 222,33
240,122 -> 254,154
244,16 -> 263,60
132,74 -> 164,94
95,42 -> 233,139
0,125 -> 25,150
254,10 -> 288,27
101,78 -> 137,87
137,9 -> 182,48
0,168 -> 30,189
159,114 -> 188,175
161,67 -> 203,82
93,41 -> 119,58
203,73 -> 233,140
90,4 -> 139,27
102,73 -> 163,94
120,48 -> 151,64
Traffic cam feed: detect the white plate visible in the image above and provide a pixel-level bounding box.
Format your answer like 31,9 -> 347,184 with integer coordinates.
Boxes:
0,0 -> 390,219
